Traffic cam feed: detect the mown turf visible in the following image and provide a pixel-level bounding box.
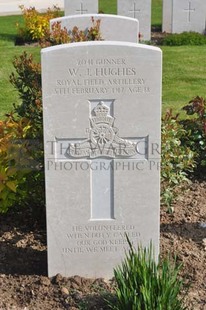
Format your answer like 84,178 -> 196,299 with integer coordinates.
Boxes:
152,0 -> 162,27
162,45 -> 206,114
99,0 -> 117,14
0,1 -> 205,119
0,46 -> 40,118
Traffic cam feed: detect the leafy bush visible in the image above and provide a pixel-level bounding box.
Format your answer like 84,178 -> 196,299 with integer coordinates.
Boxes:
41,17 -> 102,47
16,5 -> 61,42
181,96 -> 206,170
162,32 -> 206,46
108,236 -> 186,310
1,19 -> 102,216
10,52 -> 42,138
0,115 -> 32,212
161,110 -> 195,208
16,6 -> 102,46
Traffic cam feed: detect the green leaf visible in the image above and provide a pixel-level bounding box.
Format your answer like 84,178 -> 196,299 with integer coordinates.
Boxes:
6,181 -> 17,192
6,167 -> 17,176
0,183 -> 5,192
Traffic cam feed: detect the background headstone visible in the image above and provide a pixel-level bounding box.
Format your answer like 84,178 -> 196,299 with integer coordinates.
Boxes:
163,0 -> 206,34
50,14 -> 139,43
117,0 -> 151,41
162,0 -> 173,33
64,0 -> 98,16
42,41 -> 162,278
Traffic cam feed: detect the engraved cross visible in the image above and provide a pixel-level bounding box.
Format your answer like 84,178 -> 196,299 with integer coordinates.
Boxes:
184,1 -> 195,22
76,2 -> 88,14
55,100 -> 147,221
129,2 -> 141,19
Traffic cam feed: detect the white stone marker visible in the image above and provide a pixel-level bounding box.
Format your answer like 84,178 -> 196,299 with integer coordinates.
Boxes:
163,0 -> 206,34
117,0 -> 151,41
64,0 -> 98,16
42,41 -> 162,278
50,14 -> 139,43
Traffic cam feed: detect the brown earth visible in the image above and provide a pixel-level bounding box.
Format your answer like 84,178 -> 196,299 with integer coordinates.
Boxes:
0,179 -> 205,310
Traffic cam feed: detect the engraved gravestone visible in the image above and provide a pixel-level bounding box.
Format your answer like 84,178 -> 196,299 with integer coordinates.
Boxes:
50,14 -> 139,43
64,0 -> 98,16
42,41 -> 162,278
117,0 -> 151,41
163,0 -> 206,33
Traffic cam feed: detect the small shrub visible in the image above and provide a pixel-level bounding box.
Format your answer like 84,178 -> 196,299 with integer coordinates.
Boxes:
108,236 -> 186,310
16,5 -> 61,42
161,110 -> 195,208
0,115 -> 32,212
3,20 -> 102,217
16,6 -> 102,46
162,31 -> 206,46
10,52 -> 42,138
41,17 -> 102,47
46,21 -> 71,45
181,96 -> 206,170
0,113 -> 44,215
8,53 -> 45,218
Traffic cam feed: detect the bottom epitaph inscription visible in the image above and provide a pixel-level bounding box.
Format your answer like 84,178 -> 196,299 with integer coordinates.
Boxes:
63,224 -> 140,254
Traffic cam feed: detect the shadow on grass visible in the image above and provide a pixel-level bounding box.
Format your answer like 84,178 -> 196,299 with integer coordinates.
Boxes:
0,33 -> 16,43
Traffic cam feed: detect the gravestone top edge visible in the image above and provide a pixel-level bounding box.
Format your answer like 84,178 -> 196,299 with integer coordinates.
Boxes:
41,41 -> 162,54
50,13 -> 139,22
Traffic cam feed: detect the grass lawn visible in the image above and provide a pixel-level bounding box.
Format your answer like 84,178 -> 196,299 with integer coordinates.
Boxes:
99,0 -> 117,14
0,15 -> 40,118
0,0 -> 206,118
0,46 -> 40,118
162,45 -> 206,114
152,0 -> 162,27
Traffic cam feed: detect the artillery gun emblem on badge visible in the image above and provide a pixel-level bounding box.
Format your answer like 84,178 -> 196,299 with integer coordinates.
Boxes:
67,101 -> 138,159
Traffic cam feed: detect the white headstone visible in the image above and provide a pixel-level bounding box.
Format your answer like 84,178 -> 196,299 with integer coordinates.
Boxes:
163,0 -> 206,34
117,0 -> 151,41
42,41 -> 162,278
162,0 -> 173,33
64,0 -> 98,16
50,14 -> 139,43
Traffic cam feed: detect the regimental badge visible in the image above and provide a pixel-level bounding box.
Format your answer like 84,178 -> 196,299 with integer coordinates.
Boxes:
67,101 -> 138,159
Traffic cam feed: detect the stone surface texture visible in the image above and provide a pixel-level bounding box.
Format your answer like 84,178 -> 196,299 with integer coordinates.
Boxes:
117,0 -> 151,41
50,14 -> 139,43
42,41 -> 162,278
64,0 -> 98,16
162,0 -> 206,34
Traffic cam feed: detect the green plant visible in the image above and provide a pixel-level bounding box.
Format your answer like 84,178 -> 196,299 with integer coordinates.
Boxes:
10,52 -> 42,138
1,19 -> 103,217
16,5 -> 61,42
161,109 -> 195,208
162,32 -> 206,46
181,96 -> 206,170
0,112 -> 44,216
0,115 -> 33,212
41,17 -> 102,47
108,236 -> 186,310
8,52 -> 45,218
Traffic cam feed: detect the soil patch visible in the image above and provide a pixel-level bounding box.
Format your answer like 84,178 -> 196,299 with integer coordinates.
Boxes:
0,180 -> 205,309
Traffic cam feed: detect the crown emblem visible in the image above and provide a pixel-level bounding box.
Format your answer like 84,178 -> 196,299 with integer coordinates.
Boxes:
93,102 -> 109,117
90,101 -> 114,127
